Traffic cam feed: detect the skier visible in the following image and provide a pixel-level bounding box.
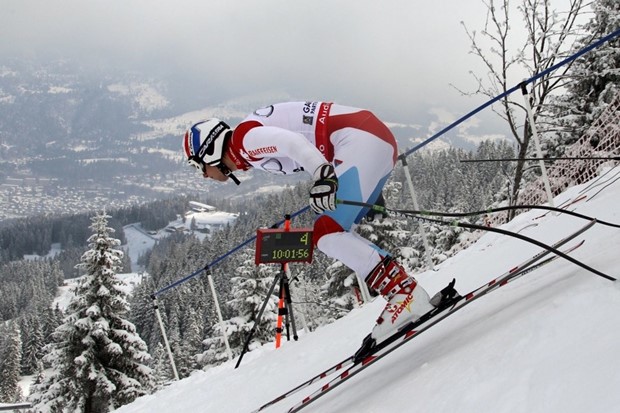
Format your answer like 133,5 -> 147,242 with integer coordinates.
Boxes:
183,101 -> 457,344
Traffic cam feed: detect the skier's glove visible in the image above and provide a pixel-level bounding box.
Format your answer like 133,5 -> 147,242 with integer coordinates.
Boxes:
309,163 -> 338,214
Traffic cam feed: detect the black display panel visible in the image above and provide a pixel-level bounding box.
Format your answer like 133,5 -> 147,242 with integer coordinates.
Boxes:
255,228 -> 314,264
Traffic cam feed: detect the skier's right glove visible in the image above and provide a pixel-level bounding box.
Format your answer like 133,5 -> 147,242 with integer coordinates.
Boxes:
309,163 -> 338,214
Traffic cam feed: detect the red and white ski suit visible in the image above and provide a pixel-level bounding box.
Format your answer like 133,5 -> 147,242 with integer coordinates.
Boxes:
228,101 -> 398,282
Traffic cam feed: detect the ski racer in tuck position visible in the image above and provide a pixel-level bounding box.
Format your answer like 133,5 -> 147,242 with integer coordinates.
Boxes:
183,101 -> 457,345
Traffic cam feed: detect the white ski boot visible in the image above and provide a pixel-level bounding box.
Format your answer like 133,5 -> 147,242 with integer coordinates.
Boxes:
365,257 -> 434,344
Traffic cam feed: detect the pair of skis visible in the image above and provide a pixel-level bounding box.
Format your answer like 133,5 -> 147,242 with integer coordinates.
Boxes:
251,220 -> 595,413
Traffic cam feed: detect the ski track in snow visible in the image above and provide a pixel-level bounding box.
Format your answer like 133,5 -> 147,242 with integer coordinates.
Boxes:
114,175 -> 620,413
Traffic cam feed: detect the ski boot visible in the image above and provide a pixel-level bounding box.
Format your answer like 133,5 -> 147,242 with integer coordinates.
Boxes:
365,257 -> 435,344
354,257 -> 433,362
355,262 -> 461,363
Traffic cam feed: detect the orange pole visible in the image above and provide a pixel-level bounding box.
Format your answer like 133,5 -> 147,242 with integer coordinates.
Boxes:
275,215 -> 291,349
275,284 -> 285,348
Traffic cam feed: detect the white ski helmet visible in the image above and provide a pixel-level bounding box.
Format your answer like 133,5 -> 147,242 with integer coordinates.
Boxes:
183,118 -> 232,169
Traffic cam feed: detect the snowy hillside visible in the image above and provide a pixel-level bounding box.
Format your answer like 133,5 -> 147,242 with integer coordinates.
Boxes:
44,207 -> 235,320
115,172 -> 620,413
121,209 -> 238,271
50,206 -> 238,311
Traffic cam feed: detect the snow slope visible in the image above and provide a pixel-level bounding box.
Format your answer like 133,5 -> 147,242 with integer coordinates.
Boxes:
115,172 -> 620,413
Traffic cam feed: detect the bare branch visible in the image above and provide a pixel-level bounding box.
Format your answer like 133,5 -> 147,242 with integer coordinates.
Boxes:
458,0 -> 589,215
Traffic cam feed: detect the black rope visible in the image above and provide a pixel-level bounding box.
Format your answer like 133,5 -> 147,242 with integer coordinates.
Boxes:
460,156 -> 620,163
338,199 -> 616,282
340,200 -> 620,229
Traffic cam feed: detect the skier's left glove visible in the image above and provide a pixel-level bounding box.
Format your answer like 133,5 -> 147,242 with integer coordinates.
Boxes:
309,163 -> 338,214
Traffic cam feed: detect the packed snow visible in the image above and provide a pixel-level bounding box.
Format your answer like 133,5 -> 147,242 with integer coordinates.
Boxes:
112,169 -> 620,413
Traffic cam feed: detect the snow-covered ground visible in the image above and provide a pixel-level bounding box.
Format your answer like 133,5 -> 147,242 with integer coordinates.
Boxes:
23,243 -> 63,261
123,224 -> 158,272
113,170 -> 620,413
183,209 -> 238,229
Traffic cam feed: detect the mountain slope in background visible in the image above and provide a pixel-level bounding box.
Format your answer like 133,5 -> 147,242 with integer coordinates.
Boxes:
1,58 -> 510,220
113,171 -> 620,413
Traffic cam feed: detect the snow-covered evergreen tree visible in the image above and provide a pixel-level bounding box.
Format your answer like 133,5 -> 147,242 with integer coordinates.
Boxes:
171,305 -> 202,377
21,314 -> 45,375
549,0 -> 620,154
200,250 -> 279,365
0,321 -> 24,404
29,211 -> 154,413
320,260 -> 359,321
288,263 -> 327,331
151,343 -> 174,388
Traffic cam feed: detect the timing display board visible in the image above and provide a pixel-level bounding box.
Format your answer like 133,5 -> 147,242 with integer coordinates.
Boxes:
255,228 -> 314,265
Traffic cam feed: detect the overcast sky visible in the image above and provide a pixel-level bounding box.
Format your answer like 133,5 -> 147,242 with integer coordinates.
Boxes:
1,0 -> 580,129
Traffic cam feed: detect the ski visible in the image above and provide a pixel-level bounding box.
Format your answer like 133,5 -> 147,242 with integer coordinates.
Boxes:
285,221 -> 595,413
579,165 -> 620,196
248,358 -> 355,413
516,222 -> 539,233
508,239 -> 584,279
534,194 -> 587,220
586,175 -> 620,202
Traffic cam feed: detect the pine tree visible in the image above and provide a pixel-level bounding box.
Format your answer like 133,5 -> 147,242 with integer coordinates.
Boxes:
21,314 -> 45,375
30,211 -> 154,413
550,0 -> 620,152
320,260 -> 359,321
41,304 -> 65,351
288,263 -> 326,331
200,250 -> 279,364
151,343 -> 174,388
0,321 -> 24,404
128,280 -> 162,355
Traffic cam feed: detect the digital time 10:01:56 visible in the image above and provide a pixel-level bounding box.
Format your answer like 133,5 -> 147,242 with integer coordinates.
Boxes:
270,248 -> 311,260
